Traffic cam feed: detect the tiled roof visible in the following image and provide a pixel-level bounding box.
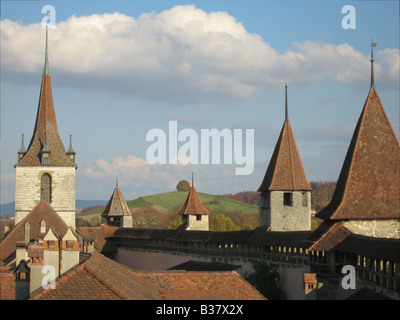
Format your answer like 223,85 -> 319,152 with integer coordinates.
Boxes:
31,253 -> 265,300
15,39 -> 76,168
167,260 -> 241,272
0,267 -> 15,300
77,225 -> 118,252
317,89 -> 400,220
136,271 -> 265,300
258,120 -> 311,192
176,188 -> 211,216
0,201 -> 69,265
307,221 -> 351,252
101,187 -> 132,217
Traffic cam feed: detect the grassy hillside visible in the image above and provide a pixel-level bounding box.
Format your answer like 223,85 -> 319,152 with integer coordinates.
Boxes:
78,191 -> 258,217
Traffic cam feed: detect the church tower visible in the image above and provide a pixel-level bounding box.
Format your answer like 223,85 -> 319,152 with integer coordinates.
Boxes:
14,28 -> 77,229
258,85 -> 312,231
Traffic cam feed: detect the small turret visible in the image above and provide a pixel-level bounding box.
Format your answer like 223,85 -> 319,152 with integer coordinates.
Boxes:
18,134 -> 26,161
66,135 -> 76,163
40,132 -> 51,165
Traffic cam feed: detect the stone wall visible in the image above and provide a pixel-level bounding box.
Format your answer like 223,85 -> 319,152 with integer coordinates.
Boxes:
345,219 -> 400,239
259,191 -> 311,231
15,166 -> 76,228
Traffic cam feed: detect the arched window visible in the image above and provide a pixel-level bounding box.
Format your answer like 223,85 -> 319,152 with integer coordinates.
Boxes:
40,220 -> 46,234
41,173 -> 52,203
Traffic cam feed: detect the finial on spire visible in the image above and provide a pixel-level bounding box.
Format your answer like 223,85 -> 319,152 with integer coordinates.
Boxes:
43,26 -> 50,75
67,134 -> 75,154
18,133 -> 26,160
370,41 -> 377,91
116,178 -> 118,188
192,172 -> 194,188
285,83 -> 289,122
18,133 -> 26,154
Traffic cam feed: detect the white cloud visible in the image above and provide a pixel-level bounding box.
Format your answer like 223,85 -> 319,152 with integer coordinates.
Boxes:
1,5 -> 398,103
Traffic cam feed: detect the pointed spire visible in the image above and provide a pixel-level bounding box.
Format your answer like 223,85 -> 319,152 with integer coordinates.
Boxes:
67,135 -> 75,154
370,41 -> 377,91
176,187 -> 211,216
285,83 -> 289,122
316,55 -> 400,220
18,133 -> 26,154
43,27 -> 50,75
16,27 -> 76,168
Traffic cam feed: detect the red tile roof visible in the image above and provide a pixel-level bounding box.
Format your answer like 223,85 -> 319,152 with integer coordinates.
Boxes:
258,120 -> 311,192
31,253 -> 265,300
317,89 -> 400,220
136,271 -> 265,300
0,201 -> 69,265
0,267 -> 15,300
176,188 -> 211,216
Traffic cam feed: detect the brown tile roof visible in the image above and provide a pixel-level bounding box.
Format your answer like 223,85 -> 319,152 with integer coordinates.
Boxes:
136,271 -> 265,300
101,187 -> 132,217
77,225 -> 118,252
307,221 -> 351,252
0,267 -> 15,300
176,188 -> 211,216
31,253 -> 161,300
258,120 -> 311,192
317,89 -> 400,220
31,253 -> 265,300
0,201 -> 69,265
15,72 -> 76,167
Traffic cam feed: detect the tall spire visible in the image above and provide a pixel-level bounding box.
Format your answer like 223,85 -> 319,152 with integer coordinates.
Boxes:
258,85 -> 311,192
285,83 -> 289,122
15,27 -> 76,168
370,41 -> 377,91
316,49 -> 400,221
43,27 -> 50,75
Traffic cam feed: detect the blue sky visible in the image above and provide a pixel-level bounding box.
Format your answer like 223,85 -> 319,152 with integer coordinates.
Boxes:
1,0 -> 399,204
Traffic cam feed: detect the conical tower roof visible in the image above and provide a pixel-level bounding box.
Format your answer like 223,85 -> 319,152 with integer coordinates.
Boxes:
101,186 -> 132,218
176,188 -> 211,216
317,44 -> 400,220
258,85 -> 311,192
316,88 -> 400,220
15,28 -> 75,168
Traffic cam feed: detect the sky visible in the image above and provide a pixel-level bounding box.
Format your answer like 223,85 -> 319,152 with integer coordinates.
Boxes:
0,0 -> 399,205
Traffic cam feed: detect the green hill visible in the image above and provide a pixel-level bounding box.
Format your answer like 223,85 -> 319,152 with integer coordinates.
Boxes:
78,191 -> 258,216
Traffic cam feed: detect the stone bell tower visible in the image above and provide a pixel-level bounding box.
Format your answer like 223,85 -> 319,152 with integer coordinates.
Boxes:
258,85 -> 312,231
14,28 -> 77,229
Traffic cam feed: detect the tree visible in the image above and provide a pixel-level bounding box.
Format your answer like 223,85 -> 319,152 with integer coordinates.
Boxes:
167,217 -> 182,229
210,213 -> 240,231
244,260 -> 284,300
176,180 -> 191,192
